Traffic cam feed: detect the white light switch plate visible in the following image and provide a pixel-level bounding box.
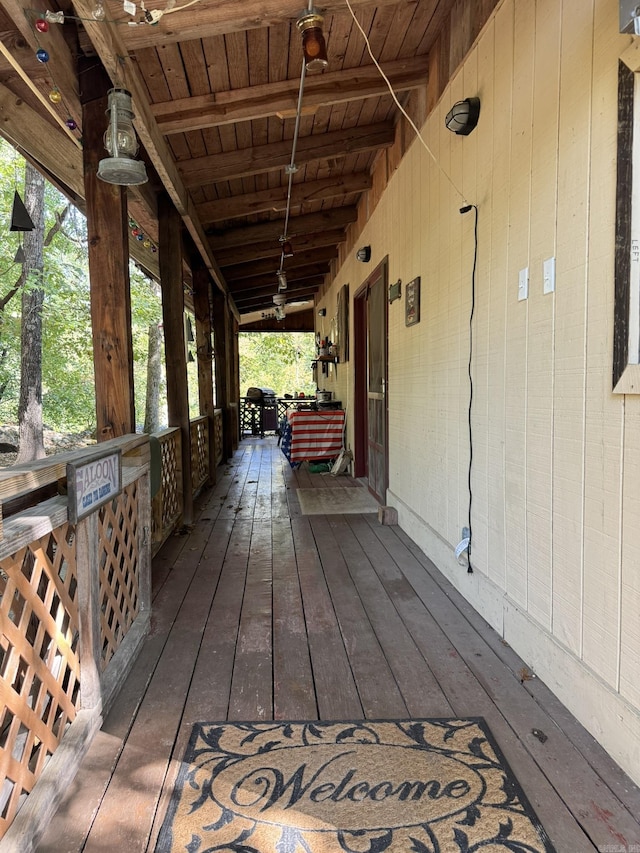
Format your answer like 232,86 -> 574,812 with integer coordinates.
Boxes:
518,267 -> 529,301
543,256 -> 556,294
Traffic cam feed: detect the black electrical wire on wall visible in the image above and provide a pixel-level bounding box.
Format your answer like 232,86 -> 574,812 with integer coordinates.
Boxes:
460,203 -> 478,574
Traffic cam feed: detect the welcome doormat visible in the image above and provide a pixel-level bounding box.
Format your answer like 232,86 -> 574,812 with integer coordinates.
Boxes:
156,719 -> 555,852
297,487 -> 379,515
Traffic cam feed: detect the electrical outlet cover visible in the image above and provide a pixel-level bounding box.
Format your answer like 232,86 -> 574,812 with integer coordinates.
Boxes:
518,267 -> 529,301
543,257 -> 556,294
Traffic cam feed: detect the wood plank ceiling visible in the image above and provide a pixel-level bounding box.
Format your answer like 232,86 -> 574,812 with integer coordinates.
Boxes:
0,0 -> 463,320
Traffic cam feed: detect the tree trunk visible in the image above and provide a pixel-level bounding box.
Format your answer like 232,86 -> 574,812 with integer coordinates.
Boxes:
16,164 -> 46,463
143,321 -> 162,434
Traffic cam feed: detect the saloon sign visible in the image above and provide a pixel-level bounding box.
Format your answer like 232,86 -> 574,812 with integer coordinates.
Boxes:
67,449 -> 122,523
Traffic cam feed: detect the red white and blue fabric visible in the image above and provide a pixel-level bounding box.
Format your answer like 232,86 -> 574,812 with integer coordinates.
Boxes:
281,410 -> 345,466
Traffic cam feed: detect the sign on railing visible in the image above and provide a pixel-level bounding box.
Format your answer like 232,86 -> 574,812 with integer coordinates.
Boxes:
67,449 -> 122,523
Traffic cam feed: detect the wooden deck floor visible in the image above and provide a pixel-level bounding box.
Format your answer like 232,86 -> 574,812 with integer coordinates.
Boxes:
38,438 -> 640,852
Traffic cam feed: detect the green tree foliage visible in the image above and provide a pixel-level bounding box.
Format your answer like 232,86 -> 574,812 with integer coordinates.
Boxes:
239,331 -> 317,397
0,139 -> 164,433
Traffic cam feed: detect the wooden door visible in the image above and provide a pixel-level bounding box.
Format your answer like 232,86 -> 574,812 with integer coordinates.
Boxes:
354,260 -> 388,502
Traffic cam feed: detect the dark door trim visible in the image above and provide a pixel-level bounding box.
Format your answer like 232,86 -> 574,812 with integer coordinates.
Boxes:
353,258 -> 388,491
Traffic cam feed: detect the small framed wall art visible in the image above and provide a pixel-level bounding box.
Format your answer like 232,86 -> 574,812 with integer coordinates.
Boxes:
405,276 -> 420,326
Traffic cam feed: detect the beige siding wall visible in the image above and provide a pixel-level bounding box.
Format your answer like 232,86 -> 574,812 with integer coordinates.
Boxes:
317,0 -> 640,783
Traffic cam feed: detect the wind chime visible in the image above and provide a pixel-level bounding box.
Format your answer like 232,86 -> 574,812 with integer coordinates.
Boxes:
10,190 -> 35,264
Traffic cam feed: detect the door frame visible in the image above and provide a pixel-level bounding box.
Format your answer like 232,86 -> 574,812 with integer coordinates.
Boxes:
353,257 -> 389,493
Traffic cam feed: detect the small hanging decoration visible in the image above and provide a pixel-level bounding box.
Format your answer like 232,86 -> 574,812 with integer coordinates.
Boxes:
10,191 -> 35,232
35,48 -> 49,63
66,118 -> 78,130
49,87 -> 62,104
128,217 -> 158,253
35,18 -> 49,32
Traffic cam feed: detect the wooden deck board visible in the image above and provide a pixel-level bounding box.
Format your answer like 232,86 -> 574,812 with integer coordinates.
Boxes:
37,438 -> 640,852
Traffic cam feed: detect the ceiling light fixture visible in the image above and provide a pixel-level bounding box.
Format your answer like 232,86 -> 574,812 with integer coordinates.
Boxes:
445,97 -> 481,136
296,10 -> 329,72
97,88 -> 148,185
277,271 -> 288,291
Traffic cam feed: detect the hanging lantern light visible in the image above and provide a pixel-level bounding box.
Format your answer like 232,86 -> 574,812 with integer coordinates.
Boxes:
277,271 -> 288,291
296,10 -> 328,72
97,88 -> 148,186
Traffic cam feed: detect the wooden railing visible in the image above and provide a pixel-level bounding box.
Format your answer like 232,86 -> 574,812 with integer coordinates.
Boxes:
0,413 -> 224,844
0,435 -> 151,849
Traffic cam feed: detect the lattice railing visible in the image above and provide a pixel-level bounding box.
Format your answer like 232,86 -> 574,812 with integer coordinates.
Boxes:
98,481 -> 140,671
159,428 -> 181,533
0,521 -> 80,837
0,434 -> 151,847
214,409 -> 223,466
190,415 -> 209,494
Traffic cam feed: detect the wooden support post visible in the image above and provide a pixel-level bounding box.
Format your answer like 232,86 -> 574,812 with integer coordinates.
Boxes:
75,512 -> 102,711
158,192 -> 193,525
82,86 -> 135,440
229,313 -> 240,451
212,288 -> 233,460
193,263 -> 217,484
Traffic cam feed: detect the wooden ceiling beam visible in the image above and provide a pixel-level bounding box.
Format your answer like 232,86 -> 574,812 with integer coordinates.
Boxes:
223,246 -> 337,282
230,267 -> 327,294
198,173 -> 372,223
234,288 -> 320,312
153,58 -> 427,134
240,309 -> 315,332
234,281 -> 321,303
214,228 -> 348,267
117,0 -> 427,50
208,207 -> 358,250
179,122 -> 395,187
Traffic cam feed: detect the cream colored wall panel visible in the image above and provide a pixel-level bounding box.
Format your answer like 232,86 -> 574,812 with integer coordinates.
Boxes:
524,0 -> 561,631
486,5 -> 512,592
620,396 -> 640,708
580,0 -> 626,688
468,23 -> 495,576
551,0 -> 594,656
503,0 -> 534,610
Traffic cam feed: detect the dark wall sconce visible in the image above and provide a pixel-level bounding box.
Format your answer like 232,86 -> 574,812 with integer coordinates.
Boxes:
445,97 -> 481,136
318,307 -> 327,316
356,245 -> 371,263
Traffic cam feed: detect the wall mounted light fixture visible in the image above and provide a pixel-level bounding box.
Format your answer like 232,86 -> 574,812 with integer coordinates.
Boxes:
296,10 -> 329,72
98,88 -> 148,185
318,307 -> 327,317
356,245 -> 371,263
445,97 -> 481,136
